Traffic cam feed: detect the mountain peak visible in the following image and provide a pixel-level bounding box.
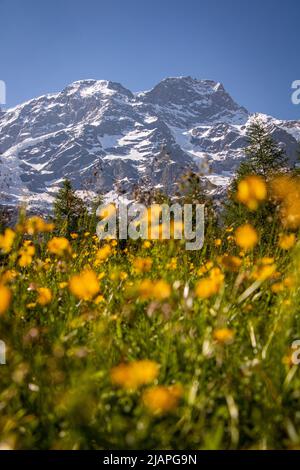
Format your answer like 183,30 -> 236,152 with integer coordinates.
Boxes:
61,79 -> 133,99
0,76 -> 299,211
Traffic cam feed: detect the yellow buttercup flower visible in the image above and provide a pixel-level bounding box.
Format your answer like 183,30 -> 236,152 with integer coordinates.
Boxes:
271,282 -> 284,294
142,384 -> 182,415
26,302 -> 37,309
59,282 -> 68,289
37,287 -> 52,306
198,261 -> 214,275
283,276 -> 295,288
24,216 -> 54,235
95,245 -> 111,264
0,270 -> 17,284
18,241 -> 35,267
278,233 -> 296,250
235,224 -> 258,250
270,176 -> 300,229
111,360 -> 159,390
133,257 -> 153,274
213,328 -> 235,344
138,279 -> 171,301
252,263 -> 276,281
94,294 -> 105,304
0,228 -> 16,254
166,257 -> 177,270
237,175 -> 267,210
0,283 -> 12,315
214,238 -> 222,247
47,237 -> 71,256
195,278 -> 219,299
152,280 -> 171,300
69,269 -> 100,301
195,267 -> 224,299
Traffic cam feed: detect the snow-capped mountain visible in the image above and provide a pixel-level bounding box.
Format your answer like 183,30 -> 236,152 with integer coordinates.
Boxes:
0,76 -> 299,210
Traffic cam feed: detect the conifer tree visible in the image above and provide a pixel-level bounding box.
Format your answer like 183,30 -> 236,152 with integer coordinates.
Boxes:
236,117 -> 287,180
223,117 -> 288,230
54,179 -> 87,235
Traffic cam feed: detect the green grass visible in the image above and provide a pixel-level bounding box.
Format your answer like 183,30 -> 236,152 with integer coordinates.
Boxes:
0,217 -> 300,450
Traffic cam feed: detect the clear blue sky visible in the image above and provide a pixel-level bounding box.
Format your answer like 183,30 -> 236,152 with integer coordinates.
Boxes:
1,0 -> 299,119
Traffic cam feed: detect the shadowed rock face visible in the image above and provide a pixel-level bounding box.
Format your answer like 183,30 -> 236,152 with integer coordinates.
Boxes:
0,76 -> 299,211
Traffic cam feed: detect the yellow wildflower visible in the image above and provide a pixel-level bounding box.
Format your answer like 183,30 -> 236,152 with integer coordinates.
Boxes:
138,279 -> 154,299
252,263 -> 276,281
283,276 -> 295,288
47,237 -> 71,256
0,228 -> 15,254
152,280 -> 171,300
213,328 -> 235,344
24,216 -> 54,235
133,257 -> 153,274
95,244 -> 111,264
196,278 -> 218,299
0,270 -> 17,284
26,302 -> 37,309
37,287 -> 52,306
195,267 -> 224,299
138,279 -> 171,301
142,384 -> 182,415
111,360 -> 159,390
198,261 -> 213,275
0,283 -> 12,315
235,224 -> 258,250
236,175 -> 267,210
271,175 -> 300,229
166,257 -> 177,270
94,294 -> 105,304
271,282 -> 284,294
278,233 -> 296,250
18,241 -> 35,267
69,269 -> 100,301
59,282 -> 68,289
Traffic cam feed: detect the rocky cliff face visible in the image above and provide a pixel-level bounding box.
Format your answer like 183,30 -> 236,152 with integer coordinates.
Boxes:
0,76 -> 299,210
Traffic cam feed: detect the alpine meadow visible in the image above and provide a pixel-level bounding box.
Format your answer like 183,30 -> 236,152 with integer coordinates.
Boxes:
1,117 -> 300,450
1,0 -> 300,453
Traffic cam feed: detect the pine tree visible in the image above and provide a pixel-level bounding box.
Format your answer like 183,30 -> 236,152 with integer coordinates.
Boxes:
237,117 -> 287,180
223,117 -> 288,231
54,179 -> 87,235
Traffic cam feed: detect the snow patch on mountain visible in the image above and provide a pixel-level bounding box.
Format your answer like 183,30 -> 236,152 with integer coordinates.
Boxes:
0,76 -> 299,211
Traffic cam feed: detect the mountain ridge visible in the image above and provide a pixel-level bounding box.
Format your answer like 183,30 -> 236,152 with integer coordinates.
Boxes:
0,76 -> 299,211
